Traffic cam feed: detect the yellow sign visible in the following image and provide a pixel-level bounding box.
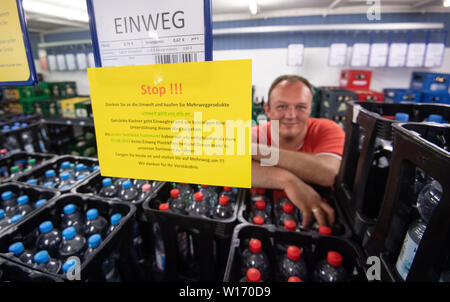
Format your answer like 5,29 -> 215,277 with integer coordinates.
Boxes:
88,60 -> 252,188
0,0 -> 31,82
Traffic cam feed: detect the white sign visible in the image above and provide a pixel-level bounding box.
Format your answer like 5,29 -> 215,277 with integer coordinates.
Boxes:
388,43 -> 407,67
76,52 -> 88,70
351,43 -> 370,67
424,43 -> 445,68
406,43 -> 426,68
369,43 -> 388,67
56,54 -> 67,71
65,53 -> 77,71
47,54 -> 58,71
89,0 -> 208,67
287,44 -> 304,66
328,43 -> 347,67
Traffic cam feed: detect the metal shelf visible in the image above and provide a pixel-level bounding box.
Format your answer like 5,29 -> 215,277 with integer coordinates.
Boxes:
41,117 -> 94,127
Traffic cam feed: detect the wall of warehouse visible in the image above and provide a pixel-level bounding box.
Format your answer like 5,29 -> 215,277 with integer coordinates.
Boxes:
33,12 -> 450,97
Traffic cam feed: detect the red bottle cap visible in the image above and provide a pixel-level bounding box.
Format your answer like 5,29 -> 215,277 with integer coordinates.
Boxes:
170,189 -> 180,198
0,149 -> 7,155
249,238 -> 262,253
284,220 -> 297,231
250,188 -> 257,195
287,246 -> 301,261
255,200 -> 266,210
219,196 -> 229,205
253,216 -> 265,225
201,185 -> 208,188
318,226 -> 332,236
159,203 -> 169,211
194,192 -> 203,202
288,276 -> 303,282
142,184 -> 151,193
283,202 -> 294,214
327,251 -> 343,267
246,268 -> 261,282
224,187 -> 232,192
256,188 -> 265,195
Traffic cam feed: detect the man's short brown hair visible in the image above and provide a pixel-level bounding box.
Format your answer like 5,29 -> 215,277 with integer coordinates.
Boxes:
267,75 -> 314,106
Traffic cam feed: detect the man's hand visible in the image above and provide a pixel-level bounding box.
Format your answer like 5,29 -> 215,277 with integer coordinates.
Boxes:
283,175 -> 335,228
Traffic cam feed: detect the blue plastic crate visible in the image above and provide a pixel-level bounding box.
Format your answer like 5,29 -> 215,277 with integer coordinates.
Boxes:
421,92 -> 450,105
384,89 -> 422,103
410,72 -> 450,93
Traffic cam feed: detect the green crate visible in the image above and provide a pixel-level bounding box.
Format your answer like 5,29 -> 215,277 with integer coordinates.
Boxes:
75,100 -> 92,118
34,98 -> 60,117
19,96 -> 51,114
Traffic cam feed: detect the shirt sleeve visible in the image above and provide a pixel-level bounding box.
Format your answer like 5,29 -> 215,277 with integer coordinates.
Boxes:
311,119 -> 345,158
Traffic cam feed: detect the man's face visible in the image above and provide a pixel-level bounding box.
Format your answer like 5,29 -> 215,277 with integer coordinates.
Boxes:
265,80 -> 312,141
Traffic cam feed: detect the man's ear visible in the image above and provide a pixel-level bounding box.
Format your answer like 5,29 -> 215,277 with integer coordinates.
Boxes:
263,102 -> 270,119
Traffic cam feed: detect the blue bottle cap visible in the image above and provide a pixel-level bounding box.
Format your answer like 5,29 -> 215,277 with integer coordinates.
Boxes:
13,122 -> 20,127
76,164 -> 85,171
43,182 -> 54,188
39,221 -> 53,233
62,227 -> 76,240
2,125 -> 10,131
93,165 -> 100,171
88,234 -> 102,248
45,169 -> 55,178
21,123 -> 28,128
35,199 -> 47,208
60,172 -> 70,181
62,259 -> 77,273
122,180 -> 132,189
11,126 -> 19,131
86,208 -> 98,220
17,195 -> 29,205
111,213 -> 122,226
61,161 -> 70,169
8,242 -> 24,256
427,114 -> 443,123
76,174 -> 85,181
2,191 -> 13,201
102,178 -> 112,187
10,214 -> 23,224
0,209 -> 4,219
33,250 -> 50,265
26,179 -> 37,185
395,113 -> 409,122
63,204 -> 76,215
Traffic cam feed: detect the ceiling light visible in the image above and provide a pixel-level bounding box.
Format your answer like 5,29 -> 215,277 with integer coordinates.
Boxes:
248,0 -> 258,15
444,0 -> 450,7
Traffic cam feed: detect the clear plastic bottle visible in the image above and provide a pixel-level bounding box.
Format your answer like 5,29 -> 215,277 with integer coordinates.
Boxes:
188,192 -> 211,218
61,204 -> 84,234
0,209 -> 8,230
241,238 -> 271,281
59,161 -> 74,178
313,251 -> 348,282
249,200 -> 271,224
274,192 -> 291,219
132,179 -> 148,191
252,216 -> 266,226
8,242 -> 34,265
24,158 -> 37,173
169,189 -> 187,215
84,233 -> 102,259
154,203 -> 168,272
276,202 -> 299,227
174,183 -> 194,206
26,178 -> 38,186
1,191 -> 18,217
3,132 -> 21,153
220,186 -> 236,205
75,163 -> 89,179
138,183 -> 152,201
21,127 -> 35,153
106,213 -> 122,236
84,208 -> 108,237
199,185 -> 218,209
36,221 -> 62,255
284,220 -> 297,231
8,165 -> 20,181
240,268 -> 261,282
118,180 -> 138,202
277,245 -> 308,281
44,169 -> 60,187
59,227 -> 87,261
99,178 -> 118,198
58,172 -> 73,190
250,188 -> 271,212
213,196 -> 233,219
35,198 -> 47,208
43,181 -> 55,189
16,195 -> 36,216
83,234 -> 121,282
33,250 -> 61,274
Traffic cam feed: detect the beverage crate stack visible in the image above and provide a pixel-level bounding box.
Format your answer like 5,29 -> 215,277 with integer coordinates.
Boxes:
0,152 -> 56,183
142,182 -> 242,282
363,122 -> 450,282
339,70 -> 384,103
0,121 -> 50,155
335,101 -> 450,244
223,224 -> 367,282
237,188 -> 352,239
384,72 -> 450,105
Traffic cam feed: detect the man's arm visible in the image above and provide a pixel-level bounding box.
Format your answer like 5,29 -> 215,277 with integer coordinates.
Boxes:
253,144 -> 340,187
252,160 -> 335,227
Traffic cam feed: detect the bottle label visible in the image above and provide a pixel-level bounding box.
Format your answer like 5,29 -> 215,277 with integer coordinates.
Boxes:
396,232 -> 418,280
155,248 -> 165,272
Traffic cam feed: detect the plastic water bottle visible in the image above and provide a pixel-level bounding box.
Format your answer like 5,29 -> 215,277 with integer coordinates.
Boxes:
59,161 -> 74,178
173,183 -> 194,206
220,187 -> 236,205
84,208 -> 108,237
26,178 -> 38,186
59,227 -> 87,261
99,178 -> 118,198
1,191 -> 18,217
9,214 -> 23,225
33,250 -> 61,274
277,245 -> 308,281
44,169 -> 60,187
132,179 -> 148,191
62,258 -> 78,276
252,216 -> 266,226
16,195 -> 35,216
188,192 -> 211,218
8,242 -> 34,265
24,158 -> 37,173
118,180 -> 138,202
21,128 -> 35,153
36,221 -> 62,255
284,220 -> 297,231
84,234 -> 121,281
75,164 -> 89,179
57,172 -> 73,190
138,183 -> 152,201
241,238 -> 271,281
114,178 -> 129,188
154,203 -> 168,272
213,196 -> 233,219
249,200 -> 271,224
240,268 -> 261,282
276,202 -> 299,227
274,192 -> 290,219
313,251 -> 348,282
84,234 -> 102,259
61,204 -> 85,234
0,209 -> 9,229
43,181 -> 55,189
416,180 -> 442,223
169,189 -> 187,215
76,174 -> 87,182
35,198 -> 47,208
250,188 -> 271,212
106,213 -> 122,236
3,133 -> 20,153
8,166 -> 20,180
199,185 -> 218,209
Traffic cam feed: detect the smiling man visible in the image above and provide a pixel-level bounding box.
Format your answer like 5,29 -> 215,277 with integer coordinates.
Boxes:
252,75 -> 345,228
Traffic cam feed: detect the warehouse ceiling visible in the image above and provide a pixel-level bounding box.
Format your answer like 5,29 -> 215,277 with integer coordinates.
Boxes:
23,0 -> 450,34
